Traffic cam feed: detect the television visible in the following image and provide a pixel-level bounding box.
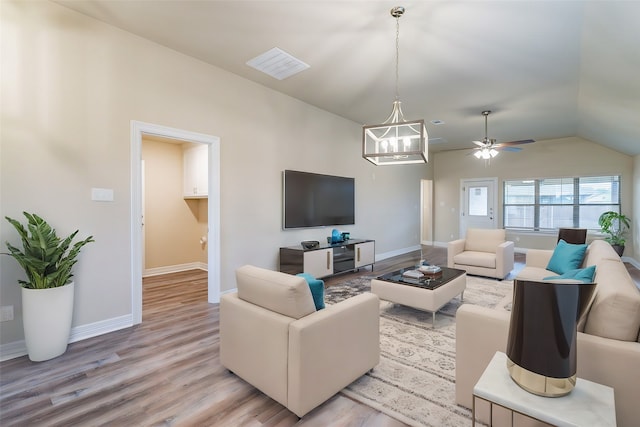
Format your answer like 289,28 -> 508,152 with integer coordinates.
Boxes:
283,170 -> 355,229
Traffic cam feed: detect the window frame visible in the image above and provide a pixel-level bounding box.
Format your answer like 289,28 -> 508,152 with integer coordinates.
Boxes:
503,175 -> 621,232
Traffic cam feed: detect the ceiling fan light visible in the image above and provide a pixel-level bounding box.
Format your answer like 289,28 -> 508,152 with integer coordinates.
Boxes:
474,150 -> 482,159
490,148 -> 499,157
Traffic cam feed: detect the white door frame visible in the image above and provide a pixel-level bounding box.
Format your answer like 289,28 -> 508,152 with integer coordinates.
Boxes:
459,177 -> 498,237
130,120 -> 221,324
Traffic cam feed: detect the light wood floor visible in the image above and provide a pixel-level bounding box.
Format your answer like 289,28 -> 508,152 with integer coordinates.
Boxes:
1,246 -> 638,426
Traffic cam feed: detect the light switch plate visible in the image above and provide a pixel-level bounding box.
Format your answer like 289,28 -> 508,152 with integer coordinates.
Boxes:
91,187 -> 114,202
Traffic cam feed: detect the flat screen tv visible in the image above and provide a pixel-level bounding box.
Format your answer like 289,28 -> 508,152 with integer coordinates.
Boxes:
283,170 -> 355,229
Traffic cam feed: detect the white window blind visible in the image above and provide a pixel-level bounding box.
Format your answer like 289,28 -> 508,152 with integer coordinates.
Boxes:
503,175 -> 620,231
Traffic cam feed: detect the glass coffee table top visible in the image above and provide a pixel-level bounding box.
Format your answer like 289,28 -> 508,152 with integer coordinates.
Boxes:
377,266 -> 466,290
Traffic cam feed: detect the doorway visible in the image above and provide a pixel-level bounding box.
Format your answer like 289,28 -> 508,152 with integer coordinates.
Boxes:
141,137 -> 209,276
131,121 -> 220,325
459,178 -> 498,237
420,179 -> 433,245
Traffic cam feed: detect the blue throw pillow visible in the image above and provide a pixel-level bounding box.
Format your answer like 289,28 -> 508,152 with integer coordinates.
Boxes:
544,265 -> 596,283
546,239 -> 588,275
297,273 -> 325,310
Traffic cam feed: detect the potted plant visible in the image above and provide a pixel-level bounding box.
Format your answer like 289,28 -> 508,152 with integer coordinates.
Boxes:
3,212 -> 94,361
598,210 -> 630,257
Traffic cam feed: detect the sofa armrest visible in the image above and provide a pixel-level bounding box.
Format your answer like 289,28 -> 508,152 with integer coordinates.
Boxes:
496,241 -> 514,279
576,332 -> 640,427
455,304 -> 510,411
220,293 -> 292,407
447,239 -> 466,268
287,292 -> 380,417
524,249 -> 553,268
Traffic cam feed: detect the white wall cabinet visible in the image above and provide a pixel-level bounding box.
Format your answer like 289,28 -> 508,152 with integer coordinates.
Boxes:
183,144 -> 208,198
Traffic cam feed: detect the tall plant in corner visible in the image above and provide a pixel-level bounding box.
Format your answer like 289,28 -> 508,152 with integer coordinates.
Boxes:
4,212 -> 94,361
598,210 -> 630,257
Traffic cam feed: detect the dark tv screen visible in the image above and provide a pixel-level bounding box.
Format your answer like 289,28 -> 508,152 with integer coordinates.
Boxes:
283,170 -> 355,229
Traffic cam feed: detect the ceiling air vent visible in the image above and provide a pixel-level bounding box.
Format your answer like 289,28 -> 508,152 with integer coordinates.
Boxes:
246,47 -> 310,80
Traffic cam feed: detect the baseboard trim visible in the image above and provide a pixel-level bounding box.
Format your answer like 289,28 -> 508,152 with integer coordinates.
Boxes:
376,245 -> 421,262
0,314 -> 134,362
622,256 -> 640,269
143,262 -> 207,277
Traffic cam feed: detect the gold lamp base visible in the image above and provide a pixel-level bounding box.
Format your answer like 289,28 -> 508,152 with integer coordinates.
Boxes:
507,358 -> 577,397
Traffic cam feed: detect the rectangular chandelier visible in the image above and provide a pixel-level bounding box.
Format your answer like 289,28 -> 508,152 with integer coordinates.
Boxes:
362,119 -> 428,166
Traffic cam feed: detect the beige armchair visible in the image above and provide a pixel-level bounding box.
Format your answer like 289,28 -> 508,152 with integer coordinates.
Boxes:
220,265 -> 380,418
447,228 -> 514,280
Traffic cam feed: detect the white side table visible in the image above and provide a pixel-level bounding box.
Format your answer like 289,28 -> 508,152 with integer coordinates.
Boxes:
472,352 -> 616,427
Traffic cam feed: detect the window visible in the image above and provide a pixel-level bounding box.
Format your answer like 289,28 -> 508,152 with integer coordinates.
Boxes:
503,175 -> 620,231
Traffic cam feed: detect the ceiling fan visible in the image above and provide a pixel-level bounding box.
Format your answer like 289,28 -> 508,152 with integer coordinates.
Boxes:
472,110 -> 535,159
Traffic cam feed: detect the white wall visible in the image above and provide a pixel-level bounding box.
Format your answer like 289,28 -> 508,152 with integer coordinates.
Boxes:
633,155 -> 640,261
433,137 -> 635,255
0,1 -> 430,349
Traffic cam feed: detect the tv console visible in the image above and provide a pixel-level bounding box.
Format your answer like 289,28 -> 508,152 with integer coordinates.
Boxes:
279,239 -> 375,279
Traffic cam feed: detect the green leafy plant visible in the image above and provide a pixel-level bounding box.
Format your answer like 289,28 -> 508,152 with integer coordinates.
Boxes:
598,211 -> 631,246
4,212 -> 94,289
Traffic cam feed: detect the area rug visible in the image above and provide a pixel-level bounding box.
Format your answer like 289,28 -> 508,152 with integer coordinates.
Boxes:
326,274 -> 513,427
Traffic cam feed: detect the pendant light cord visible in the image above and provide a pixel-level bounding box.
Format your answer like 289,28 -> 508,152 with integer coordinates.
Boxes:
395,14 -> 400,102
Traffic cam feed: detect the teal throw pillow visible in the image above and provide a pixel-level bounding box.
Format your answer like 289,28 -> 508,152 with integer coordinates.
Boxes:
546,239 -> 588,275
544,265 -> 596,283
297,273 -> 325,310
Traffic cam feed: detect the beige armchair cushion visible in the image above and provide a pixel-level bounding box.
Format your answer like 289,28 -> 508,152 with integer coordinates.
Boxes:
453,251 -> 496,268
464,228 -> 506,253
236,264 -> 316,319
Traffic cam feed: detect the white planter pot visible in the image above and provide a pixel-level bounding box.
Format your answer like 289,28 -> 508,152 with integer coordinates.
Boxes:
22,282 -> 75,362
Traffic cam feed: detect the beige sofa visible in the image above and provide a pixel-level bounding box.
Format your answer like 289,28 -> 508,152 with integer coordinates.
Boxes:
456,240 -> 640,427
220,265 -> 380,418
448,228 -> 514,280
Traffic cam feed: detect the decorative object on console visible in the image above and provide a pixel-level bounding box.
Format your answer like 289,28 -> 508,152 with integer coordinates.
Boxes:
362,6 -> 428,166
506,279 -> 597,397
301,240 -> 319,250
331,228 -> 342,243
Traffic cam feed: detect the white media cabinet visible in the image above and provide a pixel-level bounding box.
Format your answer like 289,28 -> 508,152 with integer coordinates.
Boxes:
279,239 -> 375,279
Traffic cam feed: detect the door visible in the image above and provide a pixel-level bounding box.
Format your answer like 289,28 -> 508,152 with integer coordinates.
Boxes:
460,178 -> 498,237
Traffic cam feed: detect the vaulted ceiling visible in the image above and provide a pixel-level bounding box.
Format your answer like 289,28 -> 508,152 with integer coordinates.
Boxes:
55,0 -> 640,156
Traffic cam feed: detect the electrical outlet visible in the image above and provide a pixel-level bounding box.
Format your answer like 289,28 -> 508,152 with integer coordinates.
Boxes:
0,306 -> 14,322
